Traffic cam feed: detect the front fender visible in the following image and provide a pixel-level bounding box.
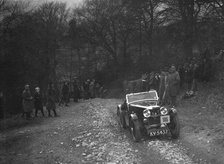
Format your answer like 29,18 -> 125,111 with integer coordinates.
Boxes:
117,104 -> 121,116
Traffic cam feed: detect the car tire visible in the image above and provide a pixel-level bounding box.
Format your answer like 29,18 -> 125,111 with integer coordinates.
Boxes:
130,120 -> 142,142
169,114 -> 180,139
119,111 -> 126,129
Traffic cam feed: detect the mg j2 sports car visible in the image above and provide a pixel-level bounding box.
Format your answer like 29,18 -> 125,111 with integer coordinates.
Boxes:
117,90 -> 180,142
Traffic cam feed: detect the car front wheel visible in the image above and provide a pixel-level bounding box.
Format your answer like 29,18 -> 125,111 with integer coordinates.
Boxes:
130,119 -> 142,142
169,114 -> 180,139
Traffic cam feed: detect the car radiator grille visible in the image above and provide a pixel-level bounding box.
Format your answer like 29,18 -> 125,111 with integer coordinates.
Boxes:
145,117 -> 160,125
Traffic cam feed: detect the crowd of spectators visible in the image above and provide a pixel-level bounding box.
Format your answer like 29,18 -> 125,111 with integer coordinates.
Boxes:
143,53 -> 213,107
20,79 -> 107,120
22,83 -> 58,120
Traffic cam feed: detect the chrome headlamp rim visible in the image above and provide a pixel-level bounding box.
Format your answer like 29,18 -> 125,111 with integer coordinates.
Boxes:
160,107 -> 168,115
143,109 -> 151,118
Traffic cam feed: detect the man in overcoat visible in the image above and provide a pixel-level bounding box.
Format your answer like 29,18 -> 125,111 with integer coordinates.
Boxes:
167,65 -> 180,107
159,68 -> 169,105
46,83 -> 58,117
73,80 -> 80,102
61,82 -> 69,106
34,87 -> 45,117
22,84 -> 33,120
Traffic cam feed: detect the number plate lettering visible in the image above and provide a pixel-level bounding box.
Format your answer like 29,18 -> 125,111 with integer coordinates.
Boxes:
149,129 -> 168,136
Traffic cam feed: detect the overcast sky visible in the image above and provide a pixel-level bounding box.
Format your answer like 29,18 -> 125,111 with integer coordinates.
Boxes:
30,0 -> 84,7
52,0 -> 84,6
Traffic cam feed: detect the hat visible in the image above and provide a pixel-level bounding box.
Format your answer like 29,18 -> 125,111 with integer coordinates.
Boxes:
25,84 -> 30,89
161,67 -> 168,72
35,87 -> 40,90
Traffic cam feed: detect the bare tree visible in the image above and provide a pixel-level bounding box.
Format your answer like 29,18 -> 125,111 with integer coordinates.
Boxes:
34,2 -> 69,83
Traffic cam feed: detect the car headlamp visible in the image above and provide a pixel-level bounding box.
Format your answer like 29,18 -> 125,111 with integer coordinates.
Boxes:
143,109 -> 151,118
160,107 -> 168,115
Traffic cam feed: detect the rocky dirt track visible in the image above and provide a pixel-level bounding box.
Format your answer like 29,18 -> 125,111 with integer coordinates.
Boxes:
0,99 -> 223,164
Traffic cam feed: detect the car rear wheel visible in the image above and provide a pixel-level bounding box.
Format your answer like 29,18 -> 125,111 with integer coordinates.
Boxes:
169,114 -> 180,139
130,120 -> 142,142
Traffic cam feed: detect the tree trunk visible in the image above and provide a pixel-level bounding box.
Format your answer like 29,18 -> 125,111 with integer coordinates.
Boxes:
70,48 -> 73,84
77,48 -> 81,77
139,18 -> 142,56
123,39 -> 128,65
179,0 -> 195,58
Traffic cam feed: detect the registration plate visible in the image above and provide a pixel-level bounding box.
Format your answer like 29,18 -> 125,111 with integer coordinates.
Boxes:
148,128 -> 169,136
160,115 -> 170,124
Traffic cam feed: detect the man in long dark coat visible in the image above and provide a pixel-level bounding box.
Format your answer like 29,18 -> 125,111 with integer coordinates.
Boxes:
89,80 -> 95,98
159,68 -> 169,105
167,66 -> 180,107
34,87 -> 44,117
46,83 -> 58,117
184,63 -> 194,91
177,64 -> 184,88
202,57 -> 212,82
22,84 -> 33,120
61,82 -> 69,106
73,80 -> 80,102
0,91 -> 3,119
192,63 -> 199,92
83,80 -> 90,99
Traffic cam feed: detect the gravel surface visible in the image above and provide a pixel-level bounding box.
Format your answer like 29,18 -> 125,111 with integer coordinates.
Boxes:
0,98 -> 222,164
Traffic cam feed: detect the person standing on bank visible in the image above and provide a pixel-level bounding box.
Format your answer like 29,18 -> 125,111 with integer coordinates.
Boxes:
73,80 -> 80,102
89,79 -> 95,98
159,67 -> 169,105
46,83 -> 58,117
184,63 -> 194,92
0,91 -> 4,119
83,80 -> 90,99
167,65 -> 180,107
61,82 -> 69,106
34,87 -> 45,117
22,84 -> 33,120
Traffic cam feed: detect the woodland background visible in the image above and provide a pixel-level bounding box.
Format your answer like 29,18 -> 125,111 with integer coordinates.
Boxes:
1,0 -> 224,116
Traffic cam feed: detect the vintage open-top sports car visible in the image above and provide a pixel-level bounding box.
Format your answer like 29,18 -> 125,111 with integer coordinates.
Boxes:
117,90 -> 180,142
